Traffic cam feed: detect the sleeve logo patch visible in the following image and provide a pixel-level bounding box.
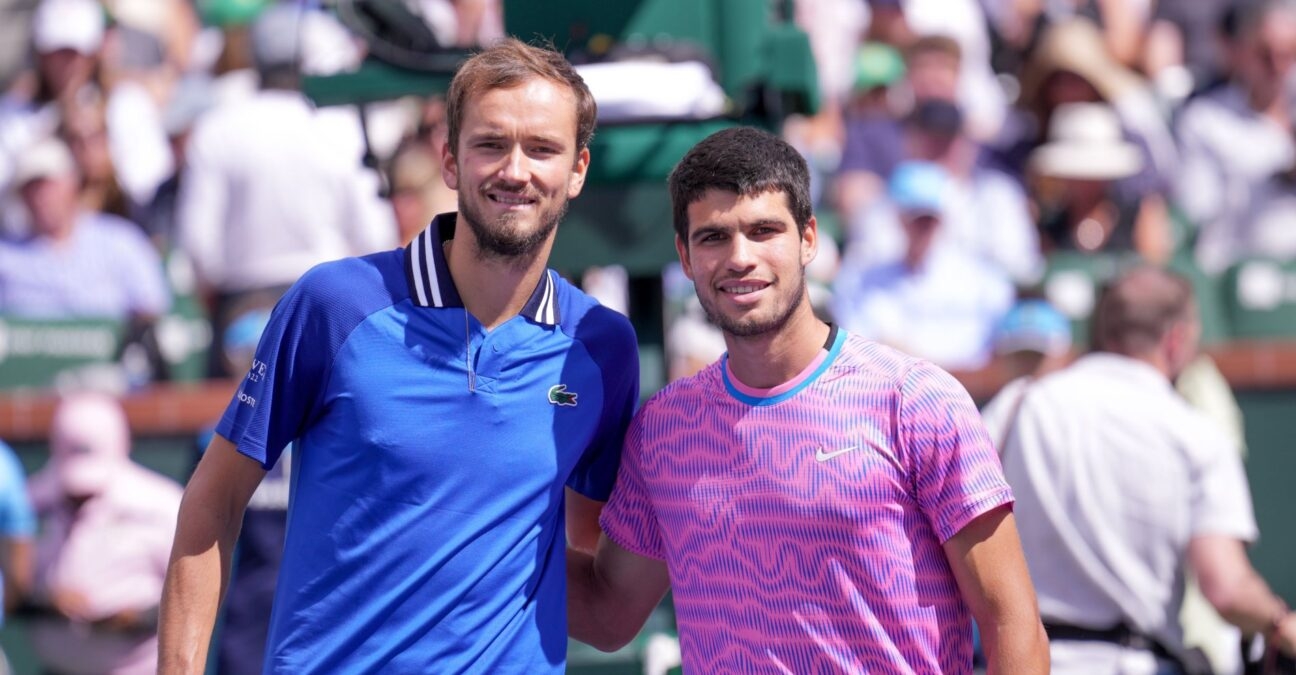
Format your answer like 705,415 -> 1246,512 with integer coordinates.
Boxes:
548,384 -> 578,407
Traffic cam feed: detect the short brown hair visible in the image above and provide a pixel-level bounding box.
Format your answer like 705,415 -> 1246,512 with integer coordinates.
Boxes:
445,38 -> 597,156
1091,266 -> 1195,356
906,35 -> 962,65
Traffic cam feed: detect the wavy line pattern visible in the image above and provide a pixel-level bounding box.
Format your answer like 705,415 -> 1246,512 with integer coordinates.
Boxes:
602,335 -> 1013,673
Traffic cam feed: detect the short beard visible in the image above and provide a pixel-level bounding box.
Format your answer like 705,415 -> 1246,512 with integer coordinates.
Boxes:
701,273 -> 806,338
459,194 -> 568,261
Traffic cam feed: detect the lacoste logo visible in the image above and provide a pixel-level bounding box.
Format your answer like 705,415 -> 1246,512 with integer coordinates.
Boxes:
815,446 -> 859,462
548,384 -> 578,407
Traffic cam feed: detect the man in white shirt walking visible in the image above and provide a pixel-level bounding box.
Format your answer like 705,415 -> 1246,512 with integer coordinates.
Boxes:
1001,265 -> 1296,674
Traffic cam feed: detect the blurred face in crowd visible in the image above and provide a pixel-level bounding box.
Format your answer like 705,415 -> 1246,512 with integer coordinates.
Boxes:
441,76 -> 589,260
905,127 -> 959,162
1235,9 -> 1296,108
907,50 -> 960,102
21,173 -> 80,240
676,188 -> 816,338
1041,70 -> 1102,113
37,48 -> 95,97
63,108 -> 112,184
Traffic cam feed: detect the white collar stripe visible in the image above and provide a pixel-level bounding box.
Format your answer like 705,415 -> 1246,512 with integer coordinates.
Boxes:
421,229 -> 444,307
541,272 -> 556,324
410,231 -> 429,307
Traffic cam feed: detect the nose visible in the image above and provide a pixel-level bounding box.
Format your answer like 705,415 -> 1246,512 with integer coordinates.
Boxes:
498,144 -> 529,185
726,233 -> 758,271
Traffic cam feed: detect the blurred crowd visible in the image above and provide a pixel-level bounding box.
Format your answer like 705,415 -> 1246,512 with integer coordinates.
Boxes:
789,0 -> 1296,375
0,0 -> 1293,381
0,0 -> 1294,672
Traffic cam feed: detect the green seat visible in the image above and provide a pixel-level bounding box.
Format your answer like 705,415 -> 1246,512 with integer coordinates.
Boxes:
1222,258 -> 1296,340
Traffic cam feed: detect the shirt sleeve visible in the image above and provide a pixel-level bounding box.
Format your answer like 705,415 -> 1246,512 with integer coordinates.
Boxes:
898,359 -> 1014,543
598,410 -> 666,560
1188,417 -> 1258,542
215,267 -> 343,469
566,304 -> 640,501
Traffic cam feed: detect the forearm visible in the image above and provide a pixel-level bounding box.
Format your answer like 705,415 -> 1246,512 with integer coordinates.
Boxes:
157,496 -> 243,673
566,548 -> 638,652
981,613 -> 1050,675
1208,567 -> 1289,636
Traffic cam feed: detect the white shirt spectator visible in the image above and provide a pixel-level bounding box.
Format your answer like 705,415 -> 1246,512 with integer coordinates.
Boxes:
1001,353 -> 1258,673
0,211 -> 170,318
847,169 -> 1042,285
1174,84 -> 1294,274
178,89 -> 395,293
832,240 -> 1015,370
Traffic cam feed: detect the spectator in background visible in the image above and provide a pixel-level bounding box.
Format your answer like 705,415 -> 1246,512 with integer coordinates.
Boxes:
1000,266 -> 1296,674
0,136 -> 170,320
832,160 -> 1015,370
1140,0 -> 1237,102
24,391 -> 183,675
1175,0 -> 1296,275
833,42 -> 906,223
0,0 -> 171,238
897,0 -> 1009,141
60,91 -> 135,222
139,75 -> 214,253
996,18 -> 1177,204
1030,102 -> 1172,264
387,135 -> 457,245
848,98 -> 1041,285
177,3 -> 394,377
978,298 -> 1074,453
0,0 -> 104,236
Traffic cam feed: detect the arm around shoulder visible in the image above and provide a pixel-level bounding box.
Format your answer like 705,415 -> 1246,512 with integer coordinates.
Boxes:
943,505 -> 1050,675
567,534 -> 671,652
158,434 -> 267,674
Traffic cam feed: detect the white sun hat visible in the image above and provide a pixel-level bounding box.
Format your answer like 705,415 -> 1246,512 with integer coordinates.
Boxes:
1029,102 -> 1143,181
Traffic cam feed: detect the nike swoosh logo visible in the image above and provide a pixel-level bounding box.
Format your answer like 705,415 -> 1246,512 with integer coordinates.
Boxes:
815,446 -> 860,462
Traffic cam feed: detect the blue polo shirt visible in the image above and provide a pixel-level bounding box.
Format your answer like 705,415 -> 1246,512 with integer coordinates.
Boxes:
215,214 -> 639,672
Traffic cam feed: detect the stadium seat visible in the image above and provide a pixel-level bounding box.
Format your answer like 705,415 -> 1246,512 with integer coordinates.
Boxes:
1221,258 -> 1296,340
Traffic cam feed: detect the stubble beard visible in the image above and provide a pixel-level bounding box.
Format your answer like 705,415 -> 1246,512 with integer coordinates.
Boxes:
458,190 -> 569,262
699,272 -> 807,338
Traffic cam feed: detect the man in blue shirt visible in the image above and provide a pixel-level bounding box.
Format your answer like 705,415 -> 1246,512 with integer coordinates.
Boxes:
158,37 -> 639,673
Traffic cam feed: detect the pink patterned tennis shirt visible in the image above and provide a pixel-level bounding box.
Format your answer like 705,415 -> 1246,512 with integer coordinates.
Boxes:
600,329 -> 1014,672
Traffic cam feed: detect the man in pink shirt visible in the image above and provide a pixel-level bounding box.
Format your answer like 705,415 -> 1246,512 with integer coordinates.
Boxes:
567,127 -> 1049,673
25,391 -> 182,674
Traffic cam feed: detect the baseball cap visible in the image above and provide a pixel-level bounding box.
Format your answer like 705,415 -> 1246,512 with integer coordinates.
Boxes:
853,42 -> 905,92
888,161 -> 947,216
993,299 -> 1073,357
13,137 -> 77,187
31,0 -> 105,55
49,391 -> 131,497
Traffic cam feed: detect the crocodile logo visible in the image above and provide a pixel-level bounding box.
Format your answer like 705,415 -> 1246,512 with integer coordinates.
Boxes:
548,384 -> 578,407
